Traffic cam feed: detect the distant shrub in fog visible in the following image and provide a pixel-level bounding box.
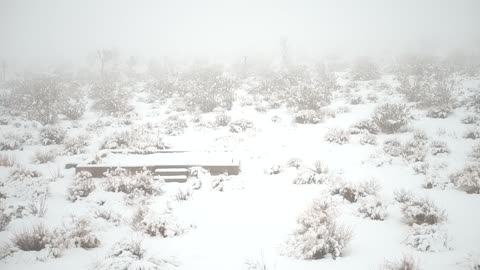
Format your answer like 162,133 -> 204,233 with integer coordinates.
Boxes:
215,113 -> 231,127
351,57 -> 380,81
91,80 -> 132,115
229,119 -> 254,133
372,103 -> 410,134
324,128 -> 350,144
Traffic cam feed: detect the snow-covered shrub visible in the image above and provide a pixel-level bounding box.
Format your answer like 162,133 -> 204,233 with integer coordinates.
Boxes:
358,196 -> 387,220
39,125 -> 66,145
48,217 -> 100,254
182,70 -> 236,112
67,172 -> 95,202
401,134 -> 428,163
294,110 -> 322,124
59,84 -> 87,120
380,255 -> 421,270
63,134 -> 89,155
324,128 -> 350,144
229,119 -> 254,133
33,148 -> 57,164
211,174 -> 232,192
285,198 -> 352,260
461,253 -> 480,270
331,179 -> 379,203
393,189 -> 415,204
0,203 -> 12,231
91,80 -> 131,115
372,103 -> 410,134
462,115 -> 478,125
351,58 -> 380,81
131,206 -> 192,237
94,208 -> 122,226
360,132 -> 377,145
102,126 -> 167,153
352,119 -> 379,134
8,166 -> 41,181
412,162 -> 429,175
430,140 -> 449,155
470,143 -> 480,161
426,106 -> 451,119
215,113 -> 231,127
366,92 -> 378,102
383,138 -> 403,157
464,128 -> 480,140
12,223 -> 50,251
0,132 -> 33,150
286,158 -> 303,169
8,77 -> 66,124
286,80 -> 332,111
400,197 -> 447,225
174,187 -> 193,201
104,168 -> 163,197
293,170 -> 328,185
349,94 -> 363,105
94,238 -> 172,270
163,118 -> 187,136
264,164 -> 283,175
450,163 -> 480,194
0,153 -> 16,167
405,224 -> 449,252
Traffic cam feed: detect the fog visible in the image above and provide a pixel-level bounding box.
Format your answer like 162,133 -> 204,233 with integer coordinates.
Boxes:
1,0 -> 480,69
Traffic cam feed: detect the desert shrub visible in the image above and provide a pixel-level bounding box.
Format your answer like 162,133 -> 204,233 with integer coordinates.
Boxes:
412,162 -> 429,175
229,119 -> 254,133
358,196 -> 387,220
360,132 -> 377,145
449,163 -> 480,194
94,208 -> 122,226
0,132 -> 33,150
211,174 -> 232,192
48,217 -> 100,255
372,103 -> 410,134
351,58 -> 380,81
104,168 -> 163,197
39,125 -> 66,145
286,82 -> 332,111
430,140 -> 449,155
102,126 -> 167,153
215,113 -> 231,127
383,138 -> 402,157
59,83 -> 87,120
91,80 -> 131,115
12,223 -> 50,251
264,164 -> 283,175
148,76 -> 178,100
163,118 -> 187,136
401,133 -> 428,163
393,189 -> 416,204
400,197 -> 447,225
422,174 -> 444,189
131,206 -> 192,237
462,115 -> 478,124
470,143 -> 480,161
182,69 -> 236,112
8,166 -> 41,181
293,170 -> 328,185
426,106 -> 451,119
349,95 -> 363,105
63,134 -> 89,155
94,238 -> 171,270
285,198 -> 352,260
33,148 -> 57,164
7,77 -> 67,124
286,158 -> 303,169
331,179 -> 380,203
464,128 -> 480,140
174,187 -> 193,201
380,255 -> 421,270
0,153 -> 16,167
294,110 -> 322,124
472,93 -> 480,113
405,224 -> 449,252
67,172 -> 95,202
0,203 -> 12,231
352,119 -> 379,134
324,128 -> 350,144
27,194 -> 48,217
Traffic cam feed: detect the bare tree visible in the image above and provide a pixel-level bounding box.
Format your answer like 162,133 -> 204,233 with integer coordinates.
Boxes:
96,49 -> 117,78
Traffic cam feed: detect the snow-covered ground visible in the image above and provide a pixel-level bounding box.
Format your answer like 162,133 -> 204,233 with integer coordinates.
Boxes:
0,67 -> 479,270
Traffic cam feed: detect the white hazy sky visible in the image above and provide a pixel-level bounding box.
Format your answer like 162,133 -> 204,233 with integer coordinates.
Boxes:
1,0 -> 479,67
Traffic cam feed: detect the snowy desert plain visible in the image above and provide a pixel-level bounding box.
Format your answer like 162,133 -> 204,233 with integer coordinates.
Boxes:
0,55 -> 479,270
